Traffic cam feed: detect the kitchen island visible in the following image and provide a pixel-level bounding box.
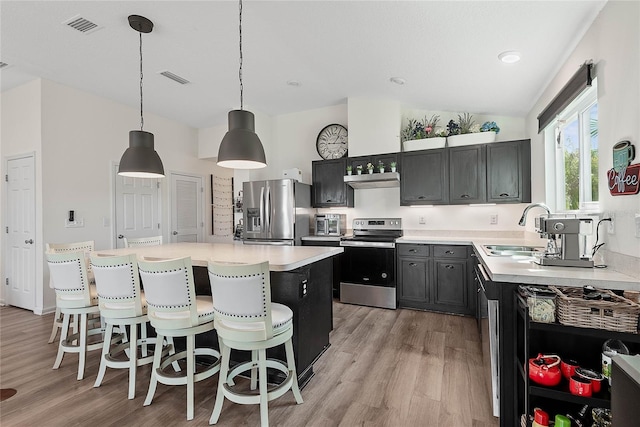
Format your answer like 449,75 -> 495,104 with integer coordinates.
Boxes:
95,242 -> 343,387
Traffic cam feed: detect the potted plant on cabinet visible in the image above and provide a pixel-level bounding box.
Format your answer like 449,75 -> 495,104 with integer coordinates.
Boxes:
446,113 -> 500,147
356,164 -> 363,175
366,162 -> 374,174
378,161 -> 385,173
390,161 -> 397,172
346,165 -> 353,176
401,114 -> 447,151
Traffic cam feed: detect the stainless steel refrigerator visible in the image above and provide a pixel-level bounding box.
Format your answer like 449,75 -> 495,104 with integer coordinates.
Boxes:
242,179 -> 311,245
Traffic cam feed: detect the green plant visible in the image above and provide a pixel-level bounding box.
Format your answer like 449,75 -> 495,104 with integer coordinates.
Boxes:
346,165 -> 352,171
378,161 -> 385,168
457,113 -> 477,134
356,164 -> 363,171
401,115 -> 441,142
390,161 -> 397,168
366,162 -> 374,170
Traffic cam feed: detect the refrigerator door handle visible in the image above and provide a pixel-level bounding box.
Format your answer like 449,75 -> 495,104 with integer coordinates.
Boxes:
266,185 -> 271,234
259,186 -> 265,232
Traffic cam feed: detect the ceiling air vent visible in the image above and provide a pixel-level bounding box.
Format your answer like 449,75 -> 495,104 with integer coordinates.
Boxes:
63,15 -> 101,34
0,62 -> 9,69
159,71 -> 190,85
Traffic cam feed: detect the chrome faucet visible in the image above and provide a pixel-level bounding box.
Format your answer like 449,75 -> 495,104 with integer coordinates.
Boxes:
518,203 -> 551,226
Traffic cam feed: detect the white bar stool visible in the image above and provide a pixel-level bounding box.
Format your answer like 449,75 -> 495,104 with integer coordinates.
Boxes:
207,260 -> 303,427
90,253 -> 176,399
123,235 -> 163,248
46,240 -> 95,344
138,257 -> 221,421
46,250 -> 103,380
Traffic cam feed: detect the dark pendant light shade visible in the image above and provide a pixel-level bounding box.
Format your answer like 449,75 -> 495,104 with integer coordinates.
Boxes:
119,131 -> 165,178
217,110 -> 266,169
118,15 -> 164,178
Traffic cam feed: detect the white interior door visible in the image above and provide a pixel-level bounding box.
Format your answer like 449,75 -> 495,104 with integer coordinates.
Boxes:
5,155 -> 36,310
114,165 -> 161,248
170,173 -> 203,243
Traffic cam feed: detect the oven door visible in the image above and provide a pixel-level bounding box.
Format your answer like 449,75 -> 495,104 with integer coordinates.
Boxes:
339,244 -> 396,309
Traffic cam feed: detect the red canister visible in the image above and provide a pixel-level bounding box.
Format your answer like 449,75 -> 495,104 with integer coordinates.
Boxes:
570,374 -> 592,397
576,367 -> 605,393
560,359 -> 580,379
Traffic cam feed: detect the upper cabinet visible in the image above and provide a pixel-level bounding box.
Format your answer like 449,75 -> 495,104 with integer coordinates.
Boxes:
486,139 -> 531,203
400,149 -> 448,205
449,145 -> 487,204
312,158 -> 354,207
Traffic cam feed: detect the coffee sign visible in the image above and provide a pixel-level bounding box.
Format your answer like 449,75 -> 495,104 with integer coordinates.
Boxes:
608,140 -> 639,195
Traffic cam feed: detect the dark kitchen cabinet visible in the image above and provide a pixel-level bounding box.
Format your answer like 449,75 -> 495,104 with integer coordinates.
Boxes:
449,144 -> 486,204
397,243 -> 472,315
400,149 -> 449,205
486,139 -> 531,203
312,158 -> 354,207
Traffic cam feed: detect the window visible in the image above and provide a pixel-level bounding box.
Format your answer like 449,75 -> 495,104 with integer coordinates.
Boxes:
545,79 -> 598,212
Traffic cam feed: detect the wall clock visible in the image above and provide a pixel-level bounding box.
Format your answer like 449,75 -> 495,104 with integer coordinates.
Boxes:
316,124 -> 348,160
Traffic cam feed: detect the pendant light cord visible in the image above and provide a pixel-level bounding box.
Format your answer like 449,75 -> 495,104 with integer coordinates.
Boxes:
238,0 -> 243,111
139,32 -> 144,131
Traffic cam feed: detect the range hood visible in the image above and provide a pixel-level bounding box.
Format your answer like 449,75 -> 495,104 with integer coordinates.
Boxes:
344,172 -> 400,189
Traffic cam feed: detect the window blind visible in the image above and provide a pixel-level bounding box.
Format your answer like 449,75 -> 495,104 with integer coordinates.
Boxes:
537,61 -> 593,133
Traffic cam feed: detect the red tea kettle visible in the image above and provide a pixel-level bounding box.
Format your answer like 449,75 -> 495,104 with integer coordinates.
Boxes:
528,354 -> 562,386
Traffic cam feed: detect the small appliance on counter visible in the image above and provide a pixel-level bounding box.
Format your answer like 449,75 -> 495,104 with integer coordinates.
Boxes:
534,215 -> 595,267
314,213 -> 346,236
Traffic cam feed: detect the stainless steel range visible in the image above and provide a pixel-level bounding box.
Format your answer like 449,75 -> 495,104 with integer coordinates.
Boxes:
339,218 -> 402,309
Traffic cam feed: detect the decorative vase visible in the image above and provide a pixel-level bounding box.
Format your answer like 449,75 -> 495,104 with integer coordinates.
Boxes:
347,170 -> 352,176
446,131 -> 496,147
379,168 -> 385,173
368,169 -> 374,174
357,170 -> 362,175
391,167 -> 396,172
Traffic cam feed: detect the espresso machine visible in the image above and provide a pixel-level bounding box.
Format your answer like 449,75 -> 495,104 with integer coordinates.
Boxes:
534,216 -> 594,268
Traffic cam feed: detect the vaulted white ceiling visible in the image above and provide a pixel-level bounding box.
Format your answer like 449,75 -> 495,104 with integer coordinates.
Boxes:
1,1 -> 606,129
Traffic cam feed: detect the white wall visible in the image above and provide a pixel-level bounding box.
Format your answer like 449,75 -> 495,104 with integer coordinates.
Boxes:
526,0 -> 640,260
348,98 -> 401,156
1,78 -> 230,313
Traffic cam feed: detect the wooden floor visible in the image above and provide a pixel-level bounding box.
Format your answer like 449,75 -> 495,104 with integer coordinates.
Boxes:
0,302 -> 498,426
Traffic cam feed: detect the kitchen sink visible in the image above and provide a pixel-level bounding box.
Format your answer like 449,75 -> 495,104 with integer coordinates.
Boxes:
482,244 -> 546,257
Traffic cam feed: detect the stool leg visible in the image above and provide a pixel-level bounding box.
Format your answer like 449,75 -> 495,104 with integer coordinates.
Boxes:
48,307 -> 61,343
144,333 -> 164,407
94,322 -> 113,388
210,341 -> 230,425
71,314 -> 79,344
77,312 -> 88,380
285,339 -> 303,404
166,336 -> 181,372
250,349 -> 258,390
128,322 -> 138,399
141,323 -> 148,357
186,334 -> 195,421
53,313 -> 71,369
258,348 -> 269,427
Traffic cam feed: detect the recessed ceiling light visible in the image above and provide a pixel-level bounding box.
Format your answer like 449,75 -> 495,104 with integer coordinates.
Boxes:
286,80 -> 301,87
389,77 -> 406,85
498,51 -> 521,64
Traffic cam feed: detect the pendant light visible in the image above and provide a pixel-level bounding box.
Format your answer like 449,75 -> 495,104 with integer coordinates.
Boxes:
217,0 -> 267,169
118,15 -> 165,178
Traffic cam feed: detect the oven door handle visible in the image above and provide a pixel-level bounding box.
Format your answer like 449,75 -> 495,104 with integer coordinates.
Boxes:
340,241 -> 395,249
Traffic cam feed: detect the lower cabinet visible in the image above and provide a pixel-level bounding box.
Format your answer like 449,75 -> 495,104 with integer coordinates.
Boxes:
397,243 -> 475,316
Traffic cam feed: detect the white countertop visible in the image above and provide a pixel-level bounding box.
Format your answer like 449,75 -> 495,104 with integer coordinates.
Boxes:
94,242 -> 343,272
301,235 -> 345,242
398,235 -> 640,291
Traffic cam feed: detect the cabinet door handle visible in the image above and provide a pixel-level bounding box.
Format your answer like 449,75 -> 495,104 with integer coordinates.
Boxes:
325,199 -> 332,203
444,265 -> 455,269
460,194 -> 470,199
409,249 -> 417,253
409,263 -> 418,267
445,250 -> 455,254
470,253 -> 477,257
417,196 -> 426,200
499,193 -> 510,197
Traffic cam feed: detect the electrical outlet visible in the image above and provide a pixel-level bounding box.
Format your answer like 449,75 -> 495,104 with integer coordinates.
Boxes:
65,218 -> 84,228
607,213 -> 615,234
490,214 -> 498,225
418,216 -> 426,225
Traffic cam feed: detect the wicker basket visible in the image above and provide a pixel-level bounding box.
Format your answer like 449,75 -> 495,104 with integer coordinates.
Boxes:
550,286 -> 640,333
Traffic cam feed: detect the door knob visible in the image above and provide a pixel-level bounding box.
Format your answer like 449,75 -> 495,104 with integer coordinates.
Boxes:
24,239 -> 33,244
172,231 -> 178,235
118,235 -> 124,239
